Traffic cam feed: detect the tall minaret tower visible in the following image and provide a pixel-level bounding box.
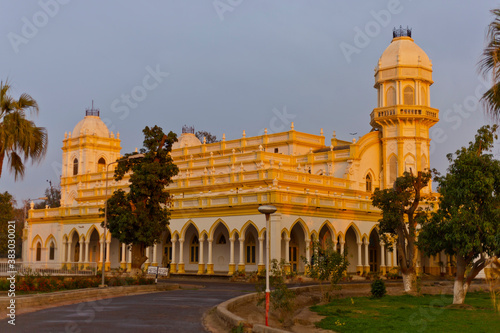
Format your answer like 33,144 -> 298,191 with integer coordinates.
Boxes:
60,104 -> 121,206
370,27 -> 439,189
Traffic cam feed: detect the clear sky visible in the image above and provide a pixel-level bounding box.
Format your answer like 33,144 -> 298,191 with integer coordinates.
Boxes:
1,0 -> 499,205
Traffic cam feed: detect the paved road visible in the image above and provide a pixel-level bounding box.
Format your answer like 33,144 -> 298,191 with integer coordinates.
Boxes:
0,279 -> 257,333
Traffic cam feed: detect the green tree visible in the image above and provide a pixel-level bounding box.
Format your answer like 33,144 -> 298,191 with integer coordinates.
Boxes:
103,126 -> 178,272
303,239 -> 349,301
372,170 -> 432,294
419,125 -> 500,304
34,181 -> 61,209
479,8 -> 500,121
0,81 -> 48,180
0,191 -> 15,256
195,130 -> 219,143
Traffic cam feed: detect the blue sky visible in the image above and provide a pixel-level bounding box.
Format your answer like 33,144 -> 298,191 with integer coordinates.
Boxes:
1,0 -> 499,204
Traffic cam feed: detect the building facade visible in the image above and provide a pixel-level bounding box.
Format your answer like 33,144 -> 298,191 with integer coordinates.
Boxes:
24,31 -> 448,276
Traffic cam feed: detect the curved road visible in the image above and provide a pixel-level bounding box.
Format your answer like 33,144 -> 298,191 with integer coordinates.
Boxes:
0,279 -> 256,333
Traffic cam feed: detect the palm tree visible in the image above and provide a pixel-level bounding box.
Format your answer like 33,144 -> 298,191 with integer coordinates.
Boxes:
479,8 -> 500,121
0,81 -> 48,180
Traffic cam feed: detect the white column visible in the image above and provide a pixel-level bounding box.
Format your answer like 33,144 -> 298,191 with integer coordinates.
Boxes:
127,245 -> 132,265
380,242 -> 386,267
121,244 -> 126,265
179,239 -> 184,265
364,238 -> 369,270
78,238 -> 84,263
229,236 -> 235,265
65,240 -> 71,263
207,239 -> 213,266
333,236 -> 338,251
239,237 -> 245,266
145,247 -> 150,264
357,241 -> 362,267
105,240 -> 111,265
305,239 -> 311,263
84,240 -> 90,263
171,238 -> 177,265
258,236 -> 264,266
63,241 -> 70,262
199,236 -> 204,264
340,239 -> 345,255
99,239 -> 104,264
153,244 -> 158,265
284,235 -> 290,264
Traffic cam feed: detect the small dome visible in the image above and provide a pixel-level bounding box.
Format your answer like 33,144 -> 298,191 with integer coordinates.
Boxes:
376,36 -> 431,71
72,115 -> 110,138
173,133 -> 201,149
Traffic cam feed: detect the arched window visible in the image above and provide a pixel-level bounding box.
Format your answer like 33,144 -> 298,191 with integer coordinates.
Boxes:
403,86 -> 414,105
420,86 -> 427,105
217,234 -> 226,244
246,234 -> 256,264
366,174 -> 372,192
98,157 -> 106,172
190,236 -> 199,263
49,242 -> 55,260
73,158 -> 78,176
36,242 -> 42,261
421,155 -> 428,171
389,155 -> 398,185
405,155 -> 416,174
386,86 -> 396,106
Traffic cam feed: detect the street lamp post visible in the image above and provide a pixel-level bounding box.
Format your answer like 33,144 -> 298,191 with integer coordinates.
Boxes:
258,205 -> 277,327
101,153 -> 145,288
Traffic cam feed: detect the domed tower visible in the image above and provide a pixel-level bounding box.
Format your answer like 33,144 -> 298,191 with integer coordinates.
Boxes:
370,27 -> 439,189
172,125 -> 202,150
60,104 -> 121,206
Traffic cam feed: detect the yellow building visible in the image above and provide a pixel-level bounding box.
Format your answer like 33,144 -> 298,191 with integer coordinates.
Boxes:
25,29 -> 445,276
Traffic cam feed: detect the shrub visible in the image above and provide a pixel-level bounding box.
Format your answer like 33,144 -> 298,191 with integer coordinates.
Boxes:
371,278 -> 387,298
0,278 -> 10,291
256,259 -> 296,325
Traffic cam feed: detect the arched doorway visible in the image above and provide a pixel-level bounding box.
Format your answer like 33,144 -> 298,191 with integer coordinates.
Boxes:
368,229 -> 380,272
71,232 -> 80,262
89,229 -> 100,264
289,222 -> 306,272
345,226 -> 359,274
319,224 -> 334,250
244,224 -> 259,272
183,224 -> 200,272
212,222 -> 230,273
163,232 -> 172,267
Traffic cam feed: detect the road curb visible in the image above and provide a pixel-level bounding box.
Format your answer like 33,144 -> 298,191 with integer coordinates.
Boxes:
215,285 -> 328,333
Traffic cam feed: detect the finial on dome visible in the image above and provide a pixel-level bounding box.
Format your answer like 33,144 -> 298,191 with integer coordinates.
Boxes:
393,25 -> 412,38
320,128 -> 324,136
85,100 -> 100,117
290,122 -> 294,130
222,133 -> 226,141
242,130 -> 246,138
182,125 -> 195,134
203,136 -> 206,144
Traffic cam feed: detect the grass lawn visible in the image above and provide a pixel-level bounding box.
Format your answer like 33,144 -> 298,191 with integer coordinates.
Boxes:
311,292 -> 500,333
